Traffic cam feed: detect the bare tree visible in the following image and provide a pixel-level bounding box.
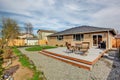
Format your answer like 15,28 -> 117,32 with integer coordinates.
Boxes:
24,23 -> 33,45
24,23 -> 33,35
0,17 -> 20,58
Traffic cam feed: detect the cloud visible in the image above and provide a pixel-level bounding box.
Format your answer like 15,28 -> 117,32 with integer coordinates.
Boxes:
0,0 -> 120,34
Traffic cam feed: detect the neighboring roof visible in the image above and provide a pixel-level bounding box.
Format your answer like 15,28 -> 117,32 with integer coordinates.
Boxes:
18,33 -> 34,39
48,25 -> 116,36
26,37 -> 38,40
19,33 -> 33,36
115,34 -> 120,39
37,29 -> 56,33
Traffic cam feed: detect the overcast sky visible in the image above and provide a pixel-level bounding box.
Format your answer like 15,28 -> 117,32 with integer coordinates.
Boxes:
0,0 -> 120,34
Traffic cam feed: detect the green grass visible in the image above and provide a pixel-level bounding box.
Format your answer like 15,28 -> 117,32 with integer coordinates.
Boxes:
31,71 -> 45,80
25,45 -> 57,51
13,47 -> 32,68
12,47 -> 45,80
12,47 -> 21,56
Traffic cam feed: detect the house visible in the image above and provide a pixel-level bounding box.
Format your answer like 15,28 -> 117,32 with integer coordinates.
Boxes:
25,38 -> 39,45
115,34 -> 120,39
18,33 -> 34,39
47,26 -> 116,49
37,29 -> 56,40
17,33 -> 39,46
37,29 -> 56,45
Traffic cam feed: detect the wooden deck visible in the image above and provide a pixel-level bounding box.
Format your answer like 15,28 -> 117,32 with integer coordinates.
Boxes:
39,47 -> 108,70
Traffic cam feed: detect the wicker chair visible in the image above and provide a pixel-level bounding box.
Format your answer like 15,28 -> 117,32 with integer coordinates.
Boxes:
75,42 -> 89,55
65,42 -> 74,53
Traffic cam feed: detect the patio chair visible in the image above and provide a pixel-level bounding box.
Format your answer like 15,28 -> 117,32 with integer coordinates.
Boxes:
75,42 -> 89,56
80,42 -> 90,55
74,43 -> 82,53
65,42 -> 74,53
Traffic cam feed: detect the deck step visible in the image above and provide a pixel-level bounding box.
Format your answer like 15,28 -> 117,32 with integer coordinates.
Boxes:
39,51 -> 92,70
42,50 -> 92,65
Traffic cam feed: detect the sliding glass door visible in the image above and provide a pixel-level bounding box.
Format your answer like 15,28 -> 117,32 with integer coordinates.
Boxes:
93,35 -> 102,47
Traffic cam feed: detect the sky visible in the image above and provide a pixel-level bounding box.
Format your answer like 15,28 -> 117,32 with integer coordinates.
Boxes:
0,0 -> 120,35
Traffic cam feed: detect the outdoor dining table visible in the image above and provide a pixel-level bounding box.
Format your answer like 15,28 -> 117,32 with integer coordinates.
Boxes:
71,43 -> 82,52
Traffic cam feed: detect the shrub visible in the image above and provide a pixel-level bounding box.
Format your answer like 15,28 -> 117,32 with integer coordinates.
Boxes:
0,50 -> 3,54
0,50 -> 4,78
60,45 -> 63,47
55,44 -> 58,47
2,49 -> 13,59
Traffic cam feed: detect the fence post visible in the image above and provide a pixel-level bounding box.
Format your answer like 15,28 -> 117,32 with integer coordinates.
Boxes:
118,46 -> 120,59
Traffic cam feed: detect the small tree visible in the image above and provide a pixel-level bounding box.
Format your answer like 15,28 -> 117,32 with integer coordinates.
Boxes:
1,17 -> 20,58
0,17 -> 20,78
1,18 -> 20,46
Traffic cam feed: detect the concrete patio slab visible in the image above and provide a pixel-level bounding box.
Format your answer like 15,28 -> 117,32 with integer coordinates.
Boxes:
44,47 -> 105,61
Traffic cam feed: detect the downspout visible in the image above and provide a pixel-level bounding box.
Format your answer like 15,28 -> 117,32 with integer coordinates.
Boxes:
108,31 -> 110,49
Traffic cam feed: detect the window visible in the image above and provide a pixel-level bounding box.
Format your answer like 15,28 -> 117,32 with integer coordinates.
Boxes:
73,34 -> 84,41
57,35 -> 63,40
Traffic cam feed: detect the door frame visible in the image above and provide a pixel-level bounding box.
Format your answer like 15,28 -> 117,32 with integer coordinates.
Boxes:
92,34 -> 103,47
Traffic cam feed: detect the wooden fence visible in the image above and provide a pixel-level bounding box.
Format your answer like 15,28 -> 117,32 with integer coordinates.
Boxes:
8,39 -> 25,46
8,39 -> 48,46
112,39 -> 120,48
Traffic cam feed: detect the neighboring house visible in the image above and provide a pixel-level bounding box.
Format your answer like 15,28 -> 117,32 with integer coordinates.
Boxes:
25,38 -> 39,45
48,26 -> 116,49
37,29 -> 56,40
115,34 -> 120,39
18,33 -> 39,46
18,33 -> 34,39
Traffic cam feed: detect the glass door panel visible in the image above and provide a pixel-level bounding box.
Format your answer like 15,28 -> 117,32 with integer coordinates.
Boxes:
93,35 -> 97,46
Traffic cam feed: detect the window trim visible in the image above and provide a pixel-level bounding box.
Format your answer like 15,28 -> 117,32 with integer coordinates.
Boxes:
73,34 -> 84,41
57,35 -> 63,41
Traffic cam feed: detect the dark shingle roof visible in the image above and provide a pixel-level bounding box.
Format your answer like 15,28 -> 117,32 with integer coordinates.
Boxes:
26,37 -> 38,40
48,25 -> 116,36
37,29 -> 56,33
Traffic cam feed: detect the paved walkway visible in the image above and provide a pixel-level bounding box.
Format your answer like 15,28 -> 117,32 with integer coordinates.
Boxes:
18,47 -> 112,80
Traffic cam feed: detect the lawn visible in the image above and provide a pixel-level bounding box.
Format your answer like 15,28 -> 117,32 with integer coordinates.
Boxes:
25,45 -> 57,51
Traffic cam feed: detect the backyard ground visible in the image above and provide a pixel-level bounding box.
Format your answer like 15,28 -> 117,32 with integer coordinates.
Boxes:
2,55 -> 33,80
18,46 -> 120,80
11,58 -> 33,80
2,47 -> 46,80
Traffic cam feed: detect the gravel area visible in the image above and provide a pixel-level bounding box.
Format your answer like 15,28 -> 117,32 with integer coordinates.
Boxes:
18,47 -> 120,80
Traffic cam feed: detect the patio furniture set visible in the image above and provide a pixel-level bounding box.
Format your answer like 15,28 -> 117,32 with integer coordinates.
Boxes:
65,42 -> 90,56
98,41 -> 106,49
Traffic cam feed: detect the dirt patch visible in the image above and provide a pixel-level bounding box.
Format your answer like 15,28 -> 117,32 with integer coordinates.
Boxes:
13,65 -> 33,80
9,58 -> 33,80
